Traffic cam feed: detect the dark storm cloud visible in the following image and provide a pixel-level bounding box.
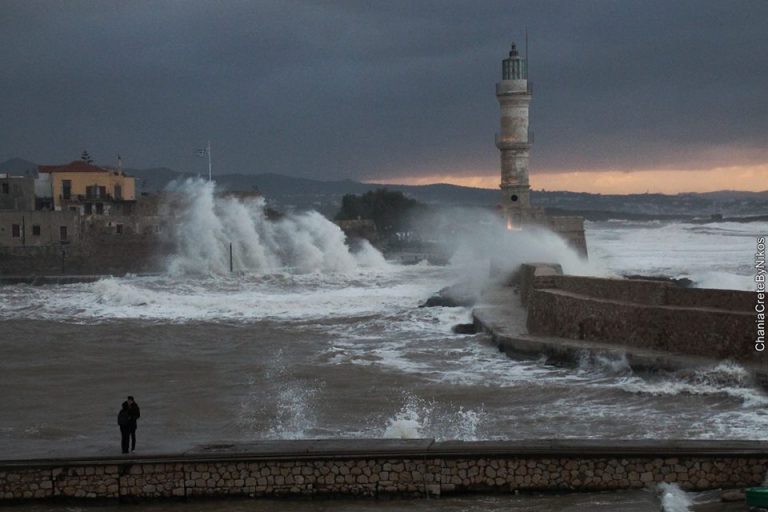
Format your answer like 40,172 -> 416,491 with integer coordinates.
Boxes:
1,0 -> 767,179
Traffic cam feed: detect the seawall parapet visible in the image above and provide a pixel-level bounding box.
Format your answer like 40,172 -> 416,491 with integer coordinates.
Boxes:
1,439 -> 767,502
521,266 -> 759,368
476,263 -> 764,380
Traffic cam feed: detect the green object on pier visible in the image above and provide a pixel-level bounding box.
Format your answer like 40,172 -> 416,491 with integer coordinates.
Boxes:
746,487 -> 768,507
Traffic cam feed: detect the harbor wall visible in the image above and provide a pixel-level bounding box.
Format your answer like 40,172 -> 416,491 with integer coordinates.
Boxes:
0,212 -> 171,276
517,264 -> 759,367
1,440 -> 766,501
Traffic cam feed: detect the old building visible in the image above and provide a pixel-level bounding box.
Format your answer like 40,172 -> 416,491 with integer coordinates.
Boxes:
37,160 -> 136,215
0,210 -> 79,247
0,174 -> 35,211
0,162 -> 167,275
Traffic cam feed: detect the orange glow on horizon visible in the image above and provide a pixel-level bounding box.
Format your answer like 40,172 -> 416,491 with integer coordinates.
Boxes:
365,163 -> 768,194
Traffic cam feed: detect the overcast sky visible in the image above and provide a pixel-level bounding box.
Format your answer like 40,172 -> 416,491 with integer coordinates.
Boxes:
1,0 -> 767,191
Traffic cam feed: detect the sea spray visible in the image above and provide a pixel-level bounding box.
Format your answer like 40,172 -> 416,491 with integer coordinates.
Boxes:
163,179 -> 388,275
406,207 -> 608,291
588,220 -> 764,291
241,351 -> 325,439
576,351 -> 633,377
92,277 -> 154,307
658,483 -> 693,512
382,394 -> 485,440
384,408 -> 423,439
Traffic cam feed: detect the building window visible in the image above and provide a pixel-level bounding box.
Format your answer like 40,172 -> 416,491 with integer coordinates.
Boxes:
99,186 -> 107,198
116,224 -> 123,234
12,224 -> 20,238
84,203 -> 92,215
95,203 -> 104,214
114,184 -> 122,200
60,226 -> 68,241
32,225 -> 40,236
62,180 -> 72,200
1,182 -> 8,194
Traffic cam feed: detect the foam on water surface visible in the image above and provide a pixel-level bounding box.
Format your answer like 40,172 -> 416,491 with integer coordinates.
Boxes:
588,220 -> 766,290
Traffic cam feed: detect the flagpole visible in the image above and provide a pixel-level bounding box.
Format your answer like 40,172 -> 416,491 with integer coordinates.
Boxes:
207,140 -> 212,182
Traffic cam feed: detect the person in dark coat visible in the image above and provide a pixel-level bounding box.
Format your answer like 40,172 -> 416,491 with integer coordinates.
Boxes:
117,402 -> 131,454
126,396 -> 140,452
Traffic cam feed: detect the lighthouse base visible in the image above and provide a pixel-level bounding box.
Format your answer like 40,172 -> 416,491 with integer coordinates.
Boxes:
502,206 -> 588,258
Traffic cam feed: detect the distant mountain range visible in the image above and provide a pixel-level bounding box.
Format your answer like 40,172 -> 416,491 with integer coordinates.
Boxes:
3,158 -> 767,220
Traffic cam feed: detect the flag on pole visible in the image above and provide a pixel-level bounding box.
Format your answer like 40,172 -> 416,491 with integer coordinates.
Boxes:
195,147 -> 209,157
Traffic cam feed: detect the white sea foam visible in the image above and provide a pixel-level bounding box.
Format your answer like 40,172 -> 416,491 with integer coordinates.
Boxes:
383,394 -> 485,440
587,220 -> 766,291
577,351 -> 633,377
611,362 -> 768,407
17,268 -> 444,323
164,178 -> 389,275
92,278 -> 158,307
443,213 -> 606,290
384,408 -> 423,439
658,483 -> 693,512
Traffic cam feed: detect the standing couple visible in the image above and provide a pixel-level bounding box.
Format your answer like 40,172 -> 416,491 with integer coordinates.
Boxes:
117,396 -> 141,454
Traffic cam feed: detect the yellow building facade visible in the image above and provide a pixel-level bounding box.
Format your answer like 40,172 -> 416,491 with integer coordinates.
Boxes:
38,161 -> 136,211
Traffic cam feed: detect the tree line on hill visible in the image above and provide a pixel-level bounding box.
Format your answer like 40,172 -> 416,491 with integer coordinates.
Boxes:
334,189 -> 426,237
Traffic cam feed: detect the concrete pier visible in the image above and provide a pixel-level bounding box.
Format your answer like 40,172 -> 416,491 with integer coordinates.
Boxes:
1,439 -> 767,501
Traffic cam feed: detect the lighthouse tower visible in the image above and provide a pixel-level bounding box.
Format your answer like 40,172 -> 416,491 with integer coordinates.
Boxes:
496,43 -> 532,228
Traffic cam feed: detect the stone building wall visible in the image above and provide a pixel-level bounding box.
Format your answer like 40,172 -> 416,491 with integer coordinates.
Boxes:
0,211 -> 79,248
0,210 -> 170,275
0,176 -> 35,211
1,444 -> 766,502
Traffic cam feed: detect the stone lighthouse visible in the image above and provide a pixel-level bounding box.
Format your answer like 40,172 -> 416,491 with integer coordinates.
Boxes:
491,42 -> 588,255
496,43 -> 532,228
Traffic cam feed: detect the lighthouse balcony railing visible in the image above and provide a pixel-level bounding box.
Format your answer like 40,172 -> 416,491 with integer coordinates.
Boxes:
496,81 -> 533,95
495,130 -> 534,146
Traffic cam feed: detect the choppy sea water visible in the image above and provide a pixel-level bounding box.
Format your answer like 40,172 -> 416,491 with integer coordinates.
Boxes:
1,187 -> 766,511
587,219 -> 763,291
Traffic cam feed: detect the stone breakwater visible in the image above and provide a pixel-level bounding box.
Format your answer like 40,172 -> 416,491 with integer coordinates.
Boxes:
1,440 -> 767,501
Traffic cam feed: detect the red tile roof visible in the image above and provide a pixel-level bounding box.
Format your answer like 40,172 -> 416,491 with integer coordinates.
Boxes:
38,161 -> 111,173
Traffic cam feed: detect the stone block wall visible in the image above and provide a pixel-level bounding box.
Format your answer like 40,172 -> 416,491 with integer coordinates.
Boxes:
2,446 -> 767,502
53,465 -> 120,499
523,267 -> 758,365
549,275 -> 672,306
517,263 -> 563,306
527,289 -> 755,362
664,286 -> 754,311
